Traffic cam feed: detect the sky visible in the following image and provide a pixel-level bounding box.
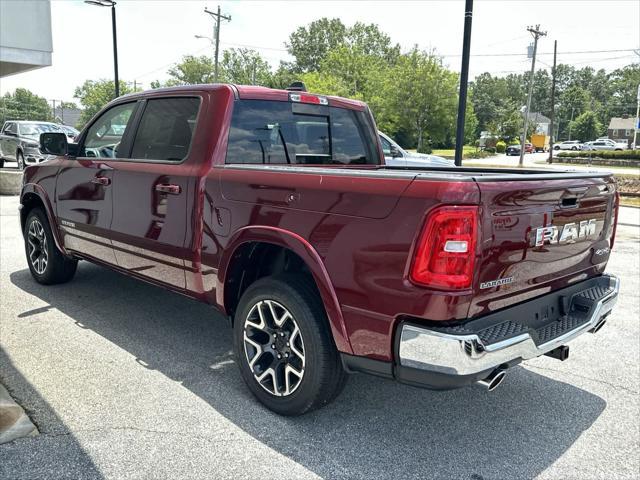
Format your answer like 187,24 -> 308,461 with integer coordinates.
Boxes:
1,0 -> 639,104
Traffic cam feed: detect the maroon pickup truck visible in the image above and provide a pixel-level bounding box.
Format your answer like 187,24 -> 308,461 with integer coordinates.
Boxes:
21,84 -> 620,415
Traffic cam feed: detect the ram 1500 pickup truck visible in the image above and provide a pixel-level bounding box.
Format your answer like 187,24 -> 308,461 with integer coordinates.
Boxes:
21,84 -> 620,415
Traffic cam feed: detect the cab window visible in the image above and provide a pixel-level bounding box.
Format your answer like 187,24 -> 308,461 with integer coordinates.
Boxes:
130,97 -> 200,162
82,102 -> 136,158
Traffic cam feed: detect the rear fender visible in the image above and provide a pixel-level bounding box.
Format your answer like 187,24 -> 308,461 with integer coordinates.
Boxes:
218,226 -> 353,354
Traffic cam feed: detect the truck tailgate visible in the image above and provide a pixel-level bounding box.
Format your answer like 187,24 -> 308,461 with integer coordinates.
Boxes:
469,174 -> 617,318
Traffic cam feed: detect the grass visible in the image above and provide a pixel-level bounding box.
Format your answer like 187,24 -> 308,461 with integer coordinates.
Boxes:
620,197 -> 640,207
430,146 -> 478,158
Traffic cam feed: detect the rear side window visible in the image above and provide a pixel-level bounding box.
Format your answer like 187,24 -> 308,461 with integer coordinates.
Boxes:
131,97 -> 200,161
226,99 -> 377,165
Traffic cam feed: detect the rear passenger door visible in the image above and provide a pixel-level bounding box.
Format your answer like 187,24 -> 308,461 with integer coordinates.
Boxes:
109,96 -> 201,289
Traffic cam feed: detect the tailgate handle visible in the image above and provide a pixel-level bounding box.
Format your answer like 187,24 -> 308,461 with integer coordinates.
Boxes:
561,197 -> 578,208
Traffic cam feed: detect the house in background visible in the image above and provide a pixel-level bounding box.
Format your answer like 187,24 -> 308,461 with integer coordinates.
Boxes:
527,112 -> 551,136
53,105 -> 82,129
608,116 -> 635,147
0,1 -> 52,77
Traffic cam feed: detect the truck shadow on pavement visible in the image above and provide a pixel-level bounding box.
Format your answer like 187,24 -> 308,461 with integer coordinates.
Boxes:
0,347 -> 103,479
10,264 -> 607,480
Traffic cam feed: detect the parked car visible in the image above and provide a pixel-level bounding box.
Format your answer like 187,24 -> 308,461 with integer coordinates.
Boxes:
505,143 -> 534,156
553,140 -> 583,151
379,131 -> 454,167
0,121 -> 60,169
57,124 -> 80,142
582,139 -> 627,151
22,84 -> 620,415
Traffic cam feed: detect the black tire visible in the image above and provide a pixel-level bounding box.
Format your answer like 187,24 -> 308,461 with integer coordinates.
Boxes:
17,151 -> 25,170
0,158 -> 4,168
554,146 -> 560,150
233,274 -> 347,416
24,207 -> 77,285
571,146 -> 577,151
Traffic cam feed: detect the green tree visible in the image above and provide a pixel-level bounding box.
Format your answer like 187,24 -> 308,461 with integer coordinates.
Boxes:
384,48 -> 458,151
286,18 -> 400,74
219,48 -> 272,85
286,18 -> 348,72
569,111 -> 603,142
166,55 -> 215,85
74,79 -> 135,127
0,88 -> 52,124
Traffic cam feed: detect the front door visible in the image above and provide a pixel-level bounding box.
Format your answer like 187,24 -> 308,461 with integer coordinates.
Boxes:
109,96 -> 201,289
55,101 -> 138,264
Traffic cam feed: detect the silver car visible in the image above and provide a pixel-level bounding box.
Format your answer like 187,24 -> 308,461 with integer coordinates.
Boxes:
0,121 -> 60,169
379,131 -> 454,168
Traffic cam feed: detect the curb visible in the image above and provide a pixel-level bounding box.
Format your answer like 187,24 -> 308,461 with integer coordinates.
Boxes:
0,170 -> 23,196
0,383 -> 38,444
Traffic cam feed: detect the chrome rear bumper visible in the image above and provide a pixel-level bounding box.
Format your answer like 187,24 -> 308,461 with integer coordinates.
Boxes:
398,274 -> 619,377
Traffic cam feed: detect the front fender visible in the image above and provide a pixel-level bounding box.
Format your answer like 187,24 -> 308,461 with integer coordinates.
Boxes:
218,225 -> 353,355
20,183 -> 67,255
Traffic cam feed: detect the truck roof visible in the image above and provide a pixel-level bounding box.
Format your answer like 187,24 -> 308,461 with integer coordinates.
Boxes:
119,83 -> 367,111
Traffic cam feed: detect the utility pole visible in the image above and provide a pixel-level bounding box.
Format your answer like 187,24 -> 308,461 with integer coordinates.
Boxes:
454,0 -> 473,167
519,24 -> 546,167
204,5 -> 231,82
548,40 -> 557,163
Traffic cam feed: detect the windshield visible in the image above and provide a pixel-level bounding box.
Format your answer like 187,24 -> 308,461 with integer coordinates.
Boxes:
19,123 -> 61,136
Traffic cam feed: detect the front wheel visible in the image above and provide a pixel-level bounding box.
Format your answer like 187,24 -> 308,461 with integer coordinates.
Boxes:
25,208 -> 77,284
233,274 -> 347,415
17,151 -> 25,170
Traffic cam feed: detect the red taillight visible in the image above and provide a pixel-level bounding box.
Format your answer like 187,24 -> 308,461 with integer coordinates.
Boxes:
610,191 -> 620,249
410,206 -> 479,290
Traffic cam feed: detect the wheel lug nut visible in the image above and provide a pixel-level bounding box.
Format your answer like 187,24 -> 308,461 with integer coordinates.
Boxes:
280,332 -> 285,337
286,342 -> 289,347
277,354 -> 282,359
285,352 -> 289,357
271,344 -> 276,349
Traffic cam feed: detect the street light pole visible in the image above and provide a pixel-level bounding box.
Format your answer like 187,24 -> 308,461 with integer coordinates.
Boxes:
111,2 -> 119,97
454,0 -> 473,167
85,0 -> 119,98
633,84 -> 640,150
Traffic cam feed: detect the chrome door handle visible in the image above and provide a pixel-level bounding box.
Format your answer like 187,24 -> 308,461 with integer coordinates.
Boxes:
155,184 -> 181,195
91,176 -> 111,186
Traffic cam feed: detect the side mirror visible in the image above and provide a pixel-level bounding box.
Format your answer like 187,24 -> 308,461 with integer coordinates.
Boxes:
40,132 -> 69,156
390,145 -> 403,158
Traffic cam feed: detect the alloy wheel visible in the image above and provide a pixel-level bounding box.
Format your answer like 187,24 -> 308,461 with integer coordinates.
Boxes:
243,299 -> 306,397
27,218 -> 48,275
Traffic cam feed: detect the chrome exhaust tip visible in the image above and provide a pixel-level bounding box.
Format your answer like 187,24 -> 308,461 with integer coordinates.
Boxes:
590,318 -> 607,334
477,368 -> 507,392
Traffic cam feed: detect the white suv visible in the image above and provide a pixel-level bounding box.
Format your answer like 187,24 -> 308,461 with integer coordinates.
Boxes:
553,140 -> 583,151
582,139 -> 626,151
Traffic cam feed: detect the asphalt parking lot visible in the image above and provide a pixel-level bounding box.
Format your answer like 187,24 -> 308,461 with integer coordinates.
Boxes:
0,194 -> 638,480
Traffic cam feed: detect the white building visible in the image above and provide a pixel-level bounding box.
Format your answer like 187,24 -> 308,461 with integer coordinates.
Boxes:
0,1 -> 52,77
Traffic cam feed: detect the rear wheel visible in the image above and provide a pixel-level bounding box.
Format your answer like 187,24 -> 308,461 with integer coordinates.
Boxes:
24,208 -> 77,284
233,274 -> 347,415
